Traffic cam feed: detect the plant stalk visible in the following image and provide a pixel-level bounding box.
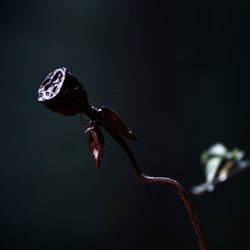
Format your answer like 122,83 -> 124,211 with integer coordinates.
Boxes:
104,125 -> 207,250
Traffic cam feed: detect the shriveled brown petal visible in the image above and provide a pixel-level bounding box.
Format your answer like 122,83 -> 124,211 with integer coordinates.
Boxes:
87,123 -> 105,167
100,107 -> 140,142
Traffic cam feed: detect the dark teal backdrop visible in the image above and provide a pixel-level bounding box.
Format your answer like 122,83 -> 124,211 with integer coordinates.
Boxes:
1,1 -> 250,249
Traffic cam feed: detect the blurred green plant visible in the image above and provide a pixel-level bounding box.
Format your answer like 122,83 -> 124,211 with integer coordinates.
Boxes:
191,143 -> 249,195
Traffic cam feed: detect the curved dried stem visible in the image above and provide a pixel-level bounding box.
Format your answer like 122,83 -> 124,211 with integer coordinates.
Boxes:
103,125 -> 207,250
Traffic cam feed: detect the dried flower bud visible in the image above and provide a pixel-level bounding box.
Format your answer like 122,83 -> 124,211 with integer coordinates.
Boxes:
38,67 -> 89,116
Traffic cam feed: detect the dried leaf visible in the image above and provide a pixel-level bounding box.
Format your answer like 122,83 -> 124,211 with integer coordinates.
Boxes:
87,122 -> 105,167
100,107 -> 140,142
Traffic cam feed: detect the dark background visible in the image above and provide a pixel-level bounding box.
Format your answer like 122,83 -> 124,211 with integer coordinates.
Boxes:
1,0 -> 250,249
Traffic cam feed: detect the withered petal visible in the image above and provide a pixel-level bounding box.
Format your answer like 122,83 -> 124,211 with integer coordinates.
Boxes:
88,123 -> 105,167
100,107 -> 140,142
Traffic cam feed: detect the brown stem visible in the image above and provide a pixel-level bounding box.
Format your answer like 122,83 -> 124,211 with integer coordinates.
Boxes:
214,160 -> 250,186
193,160 -> 250,195
103,125 -> 207,250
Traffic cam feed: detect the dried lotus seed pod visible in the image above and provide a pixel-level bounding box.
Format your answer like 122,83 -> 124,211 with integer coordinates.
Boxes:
38,67 -> 89,116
